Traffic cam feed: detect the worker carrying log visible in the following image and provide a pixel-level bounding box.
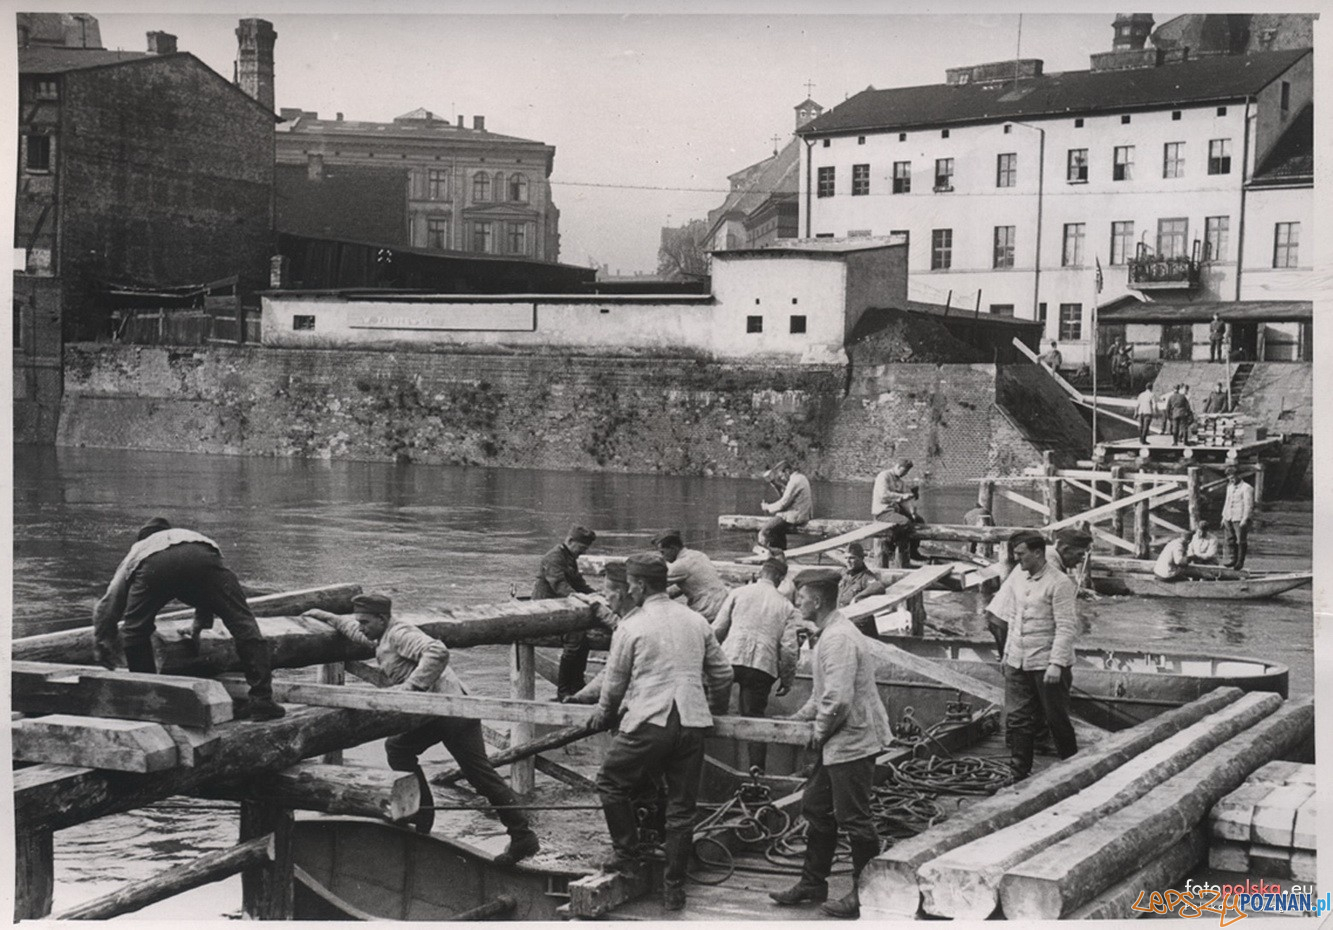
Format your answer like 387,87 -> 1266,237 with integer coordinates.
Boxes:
589,553 -> 733,913
654,529 -> 730,621
308,593 -> 541,866
984,531 -> 1079,782
561,561 -> 635,705
770,570 -> 893,919
872,458 -> 925,564
92,517 -> 284,721
534,524 -> 600,700
756,461 -> 813,554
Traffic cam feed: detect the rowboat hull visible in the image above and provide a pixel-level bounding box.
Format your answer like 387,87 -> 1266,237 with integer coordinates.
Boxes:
292,815 -> 590,921
1090,571 -> 1312,600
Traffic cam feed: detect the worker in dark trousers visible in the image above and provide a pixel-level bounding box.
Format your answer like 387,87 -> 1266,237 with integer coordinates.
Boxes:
534,524 -> 599,699
92,517 -> 283,720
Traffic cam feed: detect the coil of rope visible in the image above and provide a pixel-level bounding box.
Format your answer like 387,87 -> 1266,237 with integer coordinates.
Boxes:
883,754 -> 1012,796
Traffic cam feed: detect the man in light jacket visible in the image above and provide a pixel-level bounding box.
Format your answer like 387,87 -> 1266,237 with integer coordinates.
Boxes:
770,571 -> 893,919
712,558 -> 801,772
656,529 -> 730,621
1136,384 -> 1157,444
590,553 -> 733,912
759,461 -> 813,552
1221,467 -> 1255,569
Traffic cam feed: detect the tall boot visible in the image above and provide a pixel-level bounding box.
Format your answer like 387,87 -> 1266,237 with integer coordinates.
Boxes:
231,636 -> 284,720
1008,727 -> 1035,782
408,767 -> 436,835
600,798 -> 641,873
770,829 -> 835,905
661,831 -> 692,910
822,837 -> 881,919
124,640 -> 157,674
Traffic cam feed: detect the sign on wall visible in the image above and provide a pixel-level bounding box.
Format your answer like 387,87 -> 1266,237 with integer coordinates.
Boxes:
349,302 -> 536,332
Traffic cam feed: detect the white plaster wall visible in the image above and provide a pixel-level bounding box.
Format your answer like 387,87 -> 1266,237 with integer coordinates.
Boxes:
709,254 -> 848,360
1240,186 -> 1313,301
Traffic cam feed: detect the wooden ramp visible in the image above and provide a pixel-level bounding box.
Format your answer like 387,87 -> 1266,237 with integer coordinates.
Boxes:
739,520 -> 897,563
842,564 -> 955,623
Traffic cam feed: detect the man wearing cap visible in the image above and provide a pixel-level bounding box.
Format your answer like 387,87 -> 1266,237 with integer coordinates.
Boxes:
562,561 -> 637,705
655,530 -> 730,622
837,542 -> 887,607
759,462 -> 813,552
1203,382 -> 1230,415
307,593 -> 541,865
1220,468 -> 1255,570
771,571 -> 892,918
1050,526 -> 1094,591
872,459 -> 925,564
534,524 -> 599,699
92,517 -> 283,720
591,553 -> 733,912
990,531 -> 1078,782
711,558 -> 801,772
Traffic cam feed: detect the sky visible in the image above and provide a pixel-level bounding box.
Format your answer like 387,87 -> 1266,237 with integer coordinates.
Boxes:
11,4 -> 1263,273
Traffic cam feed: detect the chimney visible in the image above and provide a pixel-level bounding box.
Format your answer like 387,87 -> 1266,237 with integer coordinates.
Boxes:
336,112 -> 344,121
146,31 -> 176,54
235,18 -> 277,112
473,115 -> 485,131
1112,13 -> 1155,51
456,115 -> 464,128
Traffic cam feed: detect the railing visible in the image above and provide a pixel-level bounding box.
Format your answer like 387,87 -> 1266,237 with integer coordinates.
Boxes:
1127,256 -> 1201,290
112,307 -> 260,346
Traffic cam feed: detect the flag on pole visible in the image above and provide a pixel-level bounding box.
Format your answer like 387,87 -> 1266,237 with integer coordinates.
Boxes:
1095,256 -> 1104,294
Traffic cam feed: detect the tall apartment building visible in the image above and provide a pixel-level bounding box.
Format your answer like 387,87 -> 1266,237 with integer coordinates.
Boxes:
796,22 -> 1312,364
275,108 -> 560,262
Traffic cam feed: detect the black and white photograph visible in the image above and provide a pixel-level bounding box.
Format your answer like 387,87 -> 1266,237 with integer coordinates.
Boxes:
8,2 -> 1326,923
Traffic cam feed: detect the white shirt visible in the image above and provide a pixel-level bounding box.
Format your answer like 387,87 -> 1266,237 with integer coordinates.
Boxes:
1154,538 -> 1190,579
1221,480 -> 1255,525
1136,389 -> 1156,416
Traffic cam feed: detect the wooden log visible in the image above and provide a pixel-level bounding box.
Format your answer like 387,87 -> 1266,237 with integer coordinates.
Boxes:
11,583 -> 363,666
510,643 -> 536,795
858,686 -> 1244,919
318,662 -> 345,764
1249,759 -> 1315,785
202,762 -> 421,821
223,680 -> 818,745
1253,462 -> 1266,504
11,661 -> 234,728
1209,783 -> 1271,841
15,705 -> 419,833
162,724 -> 222,768
568,868 -> 654,918
1133,478 -> 1151,559
719,514 -> 866,535
997,697 -> 1315,920
978,479 -> 997,559
1065,826 -> 1206,920
454,895 -> 518,920
54,834 -> 274,920
1250,783 -> 1313,846
1042,453 -> 1063,524
534,755 -> 600,792
721,514 -> 1055,546
433,722 -> 604,787
13,827 -> 54,920
12,714 -> 180,773
918,692 -> 1280,918
1187,466 -> 1202,529
1109,466 -> 1126,538
241,800 -> 294,920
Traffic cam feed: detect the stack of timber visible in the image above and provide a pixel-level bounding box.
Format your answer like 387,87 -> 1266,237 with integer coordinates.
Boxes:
860,688 -> 1315,920
1208,761 -> 1317,882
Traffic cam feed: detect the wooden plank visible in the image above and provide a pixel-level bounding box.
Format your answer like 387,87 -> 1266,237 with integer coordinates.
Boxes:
12,661 -> 234,728
1248,843 -> 1293,879
1248,759 -> 1310,785
1250,783 -> 1313,847
567,868 -> 654,918
1067,827 -> 1207,920
1292,796 -> 1316,850
241,800 -> 294,919
1066,478 -> 1187,535
1209,783 -> 1271,842
12,714 -> 180,773
13,764 -> 104,828
841,564 -> 955,622
996,486 -> 1048,517
54,834 -> 273,920
13,827 -> 54,920
997,697 -> 1315,920
741,520 -> 897,562
510,643 -> 536,795
858,686 -> 1244,920
223,681 -> 818,745
1046,484 -> 1188,533
534,755 -> 599,792
202,762 -> 420,821
918,692 -> 1281,918
12,583 -> 363,665
162,725 -> 222,768
718,515 -> 866,535
1291,850 -> 1316,883
433,723 -> 605,787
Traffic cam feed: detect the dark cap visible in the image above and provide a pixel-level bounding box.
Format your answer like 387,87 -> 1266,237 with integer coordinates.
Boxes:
897,458 -> 914,471
604,561 -> 628,585
568,525 -> 597,545
1226,466 -> 1240,477
1054,527 -> 1093,549
653,529 -> 684,548
136,516 -> 172,541
847,542 -> 866,558
351,593 -> 393,616
625,552 -> 669,583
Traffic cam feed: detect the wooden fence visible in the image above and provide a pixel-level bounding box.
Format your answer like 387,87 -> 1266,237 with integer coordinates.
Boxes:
113,307 -> 261,346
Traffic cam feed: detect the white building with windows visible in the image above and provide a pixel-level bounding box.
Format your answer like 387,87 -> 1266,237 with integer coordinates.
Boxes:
795,29 -> 1312,365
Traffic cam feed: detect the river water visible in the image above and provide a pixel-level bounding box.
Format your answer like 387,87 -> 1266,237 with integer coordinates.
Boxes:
12,446 -> 1314,917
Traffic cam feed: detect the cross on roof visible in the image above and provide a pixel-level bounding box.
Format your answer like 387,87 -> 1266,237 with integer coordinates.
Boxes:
770,134 -> 782,154
804,79 -> 816,97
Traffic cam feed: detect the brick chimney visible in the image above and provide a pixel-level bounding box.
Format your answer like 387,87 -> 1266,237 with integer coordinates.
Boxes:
473,115 -> 485,131
146,31 -> 176,54
235,18 -> 277,112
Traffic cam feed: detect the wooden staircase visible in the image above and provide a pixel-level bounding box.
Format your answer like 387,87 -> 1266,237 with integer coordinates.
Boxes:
1229,362 -> 1255,400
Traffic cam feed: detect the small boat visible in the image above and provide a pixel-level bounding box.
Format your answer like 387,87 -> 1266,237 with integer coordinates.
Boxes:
1090,570 -> 1312,600
292,815 -> 590,921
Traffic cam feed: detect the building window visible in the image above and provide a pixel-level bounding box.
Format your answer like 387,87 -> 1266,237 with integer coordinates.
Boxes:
930,228 -> 952,270
1163,142 -> 1185,178
472,220 -> 494,253
747,315 -> 763,333
1204,216 -> 1229,262
509,173 -> 528,201
1171,110 -> 1182,121
1121,114 -> 1131,125
1217,106 -> 1227,116
427,218 -> 448,250
427,169 -> 448,200
892,161 -> 911,194
292,315 -> 316,331
822,139 -> 830,148
941,129 -> 950,138
1059,303 -> 1083,341
852,163 -> 870,196
1273,222 -> 1299,268
1062,223 -> 1085,267
934,158 -> 954,191
790,315 -> 807,334
1004,124 -> 1012,134
1038,302 -> 1048,324
1066,148 -> 1088,183
993,225 -> 1015,269
24,135 -> 51,173
1113,145 -> 1134,181
989,304 -> 1015,317
898,132 -> 907,142
996,152 -> 1016,188
34,79 -> 58,100
1110,221 -> 1135,265
1208,139 -> 1231,175
1280,81 -> 1291,111
1074,118 -> 1084,128
1157,217 -> 1188,258
817,166 -> 835,198
472,172 -> 491,202
507,222 -> 528,255
857,135 -> 866,145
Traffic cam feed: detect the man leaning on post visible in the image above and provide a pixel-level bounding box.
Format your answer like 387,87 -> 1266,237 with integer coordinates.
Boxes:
533,524 -> 598,699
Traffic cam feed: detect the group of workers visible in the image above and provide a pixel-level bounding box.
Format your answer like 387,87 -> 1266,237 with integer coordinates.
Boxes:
1136,382 -> 1232,445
